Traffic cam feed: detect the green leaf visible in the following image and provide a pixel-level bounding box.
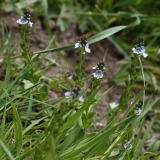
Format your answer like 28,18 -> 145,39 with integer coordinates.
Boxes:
22,79 -> 34,89
82,113 -> 88,128
16,0 -> 40,9
147,141 -> 160,152
87,26 -> 126,44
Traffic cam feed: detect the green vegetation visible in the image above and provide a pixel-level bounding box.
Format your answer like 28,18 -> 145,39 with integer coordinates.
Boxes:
0,0 -> 160,159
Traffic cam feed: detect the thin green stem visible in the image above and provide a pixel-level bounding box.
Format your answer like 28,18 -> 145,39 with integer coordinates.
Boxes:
138,56 -> 145,110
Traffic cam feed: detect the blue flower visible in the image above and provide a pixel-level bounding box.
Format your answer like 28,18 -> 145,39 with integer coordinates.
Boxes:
16,16 -> 33,27
124,141 -> 132,149
71,86 -> 80,97
64,86 -> 80,99
17,16 -> 28,24
134,107 -> 142,115
132,45 -> 148,58
71,91 -> 77,97
92,69 -> 103,79
75,41 -> 91,53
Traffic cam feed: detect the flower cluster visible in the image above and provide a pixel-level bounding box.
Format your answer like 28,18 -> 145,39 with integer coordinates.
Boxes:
92,62 -> 105,79
65,86 -> 84,102
16,11 -> 33,27
75,37 -> 90,54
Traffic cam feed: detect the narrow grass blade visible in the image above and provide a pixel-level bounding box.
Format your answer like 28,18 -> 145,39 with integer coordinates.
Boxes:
134,118 -> 155,160
0,140 -> 14,160
22,117 -> 47,134
87,26 -> 126,44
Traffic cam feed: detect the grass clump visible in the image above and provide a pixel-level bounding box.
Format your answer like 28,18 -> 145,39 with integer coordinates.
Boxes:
0,10 -> 159,160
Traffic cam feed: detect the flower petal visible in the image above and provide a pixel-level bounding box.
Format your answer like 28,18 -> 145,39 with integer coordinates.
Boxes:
99,73 -> 103,78
71,91 -> 77,97
110,102 -> 119,109
17,16 -> 28,24
143,53 -> 148,58
29,22 -> 33,27
65,91 -> 71,98
134,107 -> 142,115
92,72 -> 97,78
79,96 -> 84,103
75,42 -> 80,48
132,48 -> 137,53
85,46 -> 91,53
141,49 -> 145,54
132,48 -> 138,54
92,65 -> 97,70
67,75 -> 72,79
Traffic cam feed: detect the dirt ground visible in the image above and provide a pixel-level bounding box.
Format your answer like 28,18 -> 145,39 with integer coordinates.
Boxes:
0,9 -> 125,125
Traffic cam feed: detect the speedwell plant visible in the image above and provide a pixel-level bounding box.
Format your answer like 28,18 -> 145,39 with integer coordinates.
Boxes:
0,11 -> 158,160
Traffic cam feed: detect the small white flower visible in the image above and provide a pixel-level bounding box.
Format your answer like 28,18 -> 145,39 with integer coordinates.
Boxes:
67,75 -> 72,79
79,96 -> 84,103
132,46 -> 148,58
75,41 -> 81,48
143,53 -> 148,58
92,69 -> 103,79
109,102 -> 119,109
17,16 -> 28,25
134,107 -> 142,115
16,16 -> 33,27
65,91 -> 71,98
29,21 -> 33,27
85,43 -> 90,53
124,141 -> 132,149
